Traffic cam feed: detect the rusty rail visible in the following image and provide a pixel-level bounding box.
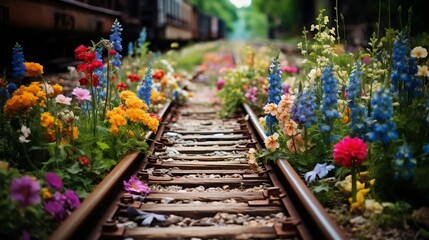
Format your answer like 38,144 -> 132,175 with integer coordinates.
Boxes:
243,103 -> 346,240
49,100 -> 173,240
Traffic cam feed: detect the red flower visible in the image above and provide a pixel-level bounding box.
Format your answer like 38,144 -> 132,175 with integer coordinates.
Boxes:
78,156 -> 90,166
116,82 -> 127,90
109,49 -> 117,55
79,77 -> 89,86
128,74 -> 140,82
152,69 -> 165,80
333,136 -> 367,168
75,45 -> 89,60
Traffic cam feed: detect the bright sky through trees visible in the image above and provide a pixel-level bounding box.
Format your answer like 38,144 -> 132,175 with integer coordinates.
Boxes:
229,0 -> 251,8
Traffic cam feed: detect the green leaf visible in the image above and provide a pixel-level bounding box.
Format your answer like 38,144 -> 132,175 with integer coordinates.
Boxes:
97,141 -> 110,150
313,185 -> 330,193
67,163 -> 82,174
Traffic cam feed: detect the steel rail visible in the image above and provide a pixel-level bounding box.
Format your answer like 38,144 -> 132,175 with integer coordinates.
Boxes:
49,101 -> 173,240
242,103 -> 346,240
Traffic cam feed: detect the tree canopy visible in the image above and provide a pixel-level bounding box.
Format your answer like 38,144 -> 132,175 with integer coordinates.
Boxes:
187,0 -> 238,32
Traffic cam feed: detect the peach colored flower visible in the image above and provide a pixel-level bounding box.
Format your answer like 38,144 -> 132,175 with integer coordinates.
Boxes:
287,134 -> 306,152
264,133 -> 279,151
263,103 -> 278,116
411,46 -> 428,59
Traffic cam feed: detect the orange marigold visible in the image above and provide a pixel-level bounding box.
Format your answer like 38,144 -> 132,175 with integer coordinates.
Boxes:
24,62 -> 44,77
40,112 -> 55,128
52,84 -> 63,96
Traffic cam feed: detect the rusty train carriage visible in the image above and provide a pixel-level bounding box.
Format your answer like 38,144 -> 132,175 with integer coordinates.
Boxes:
0,0 -> 225,69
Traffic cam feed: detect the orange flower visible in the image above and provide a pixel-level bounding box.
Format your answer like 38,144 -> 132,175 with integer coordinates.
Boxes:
40,112 -> 54,128
24,62 -> 44,77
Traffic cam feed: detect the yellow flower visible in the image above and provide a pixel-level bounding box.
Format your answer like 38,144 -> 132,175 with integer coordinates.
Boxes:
24,62 -> 44,77
40,112 -> 55,128
119,90 -> 137,102
126,108 -> 146,122
72,126 -> 79,139
41,188 -> 52,200
337,175 -> 365,193
125,96 -> 147,110
52,84 -> 63,96
0,160 -> 9,170
128,130 -> 135,138
349,188 -> 370,212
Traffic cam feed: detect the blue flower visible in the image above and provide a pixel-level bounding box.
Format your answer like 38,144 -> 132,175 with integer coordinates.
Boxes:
7,82 -> 17,95
346,61 -> 369,139
266,54 -> 283,135
366,88 -> 398,144
110,19 -> 123,68
291,87 -> 317,128
12,43 -> 26,79
128,42 -> 134,56
94,47 -> 107,99
137,65 -> 153,108
423,144 -> 429,155
393,143 -> 416,180
304,163 -> 335,183
319,64 -> 339,142
137,27 -> 147,49
390,29 -> 423,98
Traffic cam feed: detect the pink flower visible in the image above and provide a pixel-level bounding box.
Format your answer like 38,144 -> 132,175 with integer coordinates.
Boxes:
72,87 -> 91,102
216,79 -> 225,91
333,136 -> 367,168
123,175 -> 150,195
55,94 -> 72,105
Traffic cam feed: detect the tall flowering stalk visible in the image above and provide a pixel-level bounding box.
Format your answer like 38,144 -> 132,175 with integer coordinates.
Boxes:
366,88 -> 398,144
320,64 -> 339,143
393,142 -> 416,180
12,43 -> 26,81
138,65 -> 153,108
391,29 -> 423,106
333,136 -> 367,202
265,53 -> 283,135
346,61 -> 369,139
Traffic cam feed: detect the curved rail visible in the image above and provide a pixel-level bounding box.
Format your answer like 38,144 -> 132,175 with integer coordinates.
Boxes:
49,100 -> 173,240
242,103 -> 346,240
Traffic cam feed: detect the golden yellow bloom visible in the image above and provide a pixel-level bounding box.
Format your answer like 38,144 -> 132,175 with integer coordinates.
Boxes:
119,90 -> 137,102
125,96 -> 147,110
41,188 -> 52,200
106,107 -> 126,119
24,62 -> 44,77
0,160 -> 9,170
349,188 -> 370,212
40,112 -> 55,128
72,126 -> 79,139
52,84 -> 63,96
126,108 -> 146,122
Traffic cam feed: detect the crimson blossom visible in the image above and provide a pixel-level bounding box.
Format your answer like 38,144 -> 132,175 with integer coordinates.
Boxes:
333,136 -> 367,168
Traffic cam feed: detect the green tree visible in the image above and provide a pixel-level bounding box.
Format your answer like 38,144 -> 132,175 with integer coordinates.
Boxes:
187,0 -> 238,33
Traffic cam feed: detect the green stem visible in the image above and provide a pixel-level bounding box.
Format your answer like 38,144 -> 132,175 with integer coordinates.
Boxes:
351,161 -> 357,202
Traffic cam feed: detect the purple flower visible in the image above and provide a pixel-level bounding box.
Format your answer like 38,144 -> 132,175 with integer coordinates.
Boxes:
304,163 -> 335,183
44,199 -> 67,221
245,87 -> 258,103
64,189 -> 80,210
10,176 -> 41,208
45,172 -> 63,191
124,175 -> 150,195
216,79 -> 225,91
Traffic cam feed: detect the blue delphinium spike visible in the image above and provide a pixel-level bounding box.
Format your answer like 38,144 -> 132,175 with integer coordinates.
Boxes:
138,27 -> 147,49
346,61 -> 369,139
266,53 -> 283,135
137,65 -> 153,108
393,143 -> 416,180
319,64 -> 339,142
366,88 -> 398,144
94,47 -> 107,99
110,19 -> 123,68
291,87 -> 317,128
128,42 -> 134,57
12,43 -> 26,79
390,29 -> 423,99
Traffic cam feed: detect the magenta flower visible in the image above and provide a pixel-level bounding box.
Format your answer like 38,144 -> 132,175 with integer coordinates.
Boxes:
216,79 -> 225,91
282,66 -> 299,73
10,176 -> 41,208
44,199 -> 67,221
45,172 -> 63,191
64,189 -> 80,210
333,136 -> 367,168
245,87 -> 258,103
71,87 -> 91,102
123,175 -> 150,194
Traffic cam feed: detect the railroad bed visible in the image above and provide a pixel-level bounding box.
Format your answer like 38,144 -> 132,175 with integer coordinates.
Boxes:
50,83 -> 346,240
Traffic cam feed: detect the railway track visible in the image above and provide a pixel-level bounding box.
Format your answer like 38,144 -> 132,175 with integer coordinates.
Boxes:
49,83 -> 346,240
